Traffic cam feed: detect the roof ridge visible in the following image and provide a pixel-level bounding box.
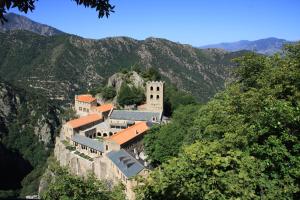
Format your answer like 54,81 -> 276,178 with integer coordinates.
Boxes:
109,121 -> 146,139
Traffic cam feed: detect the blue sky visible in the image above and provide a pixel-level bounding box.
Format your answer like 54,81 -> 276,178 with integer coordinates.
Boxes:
11,0 -> 300,46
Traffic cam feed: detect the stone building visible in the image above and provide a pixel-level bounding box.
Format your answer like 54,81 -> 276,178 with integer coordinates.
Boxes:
74,94 -> 97,117
62,114 -> 103,141
109,110 -> 162,129
56,81 -> 166,200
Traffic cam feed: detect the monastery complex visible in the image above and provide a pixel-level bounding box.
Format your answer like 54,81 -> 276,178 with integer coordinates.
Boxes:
55,81 -> 164,200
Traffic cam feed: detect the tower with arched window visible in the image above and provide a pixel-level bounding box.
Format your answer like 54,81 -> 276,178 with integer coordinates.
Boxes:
146,81 -> 164,112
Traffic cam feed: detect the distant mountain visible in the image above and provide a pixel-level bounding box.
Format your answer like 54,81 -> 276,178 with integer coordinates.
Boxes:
0,13 -> 64,36
201,37 -> 295,55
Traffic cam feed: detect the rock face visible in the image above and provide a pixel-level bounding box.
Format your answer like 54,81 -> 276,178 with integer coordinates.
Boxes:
0,81 -> 21,134
0,13 -> 64,36
107,71 -> 145,93
0,80 -> 59,144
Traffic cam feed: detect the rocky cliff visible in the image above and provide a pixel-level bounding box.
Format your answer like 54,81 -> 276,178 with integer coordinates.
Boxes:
0,80 -> 60,197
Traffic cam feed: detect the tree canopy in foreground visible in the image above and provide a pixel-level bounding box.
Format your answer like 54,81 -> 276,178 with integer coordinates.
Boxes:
0,0 -> 114,23
139,43 -> 300,199
41,158 -> 125,200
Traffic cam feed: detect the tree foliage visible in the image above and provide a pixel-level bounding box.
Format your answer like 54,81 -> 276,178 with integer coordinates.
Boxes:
102,86 -> 116,100
117,83 -> 145,106
144,105 -> 201,165
163,84 -> 197,116
141,67 -> 161,81
0,0 -> 114,24
41,159 -> 125,200
137,43 -> 300,199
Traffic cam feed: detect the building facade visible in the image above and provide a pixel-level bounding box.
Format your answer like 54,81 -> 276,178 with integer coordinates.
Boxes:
145,81 -> 164,112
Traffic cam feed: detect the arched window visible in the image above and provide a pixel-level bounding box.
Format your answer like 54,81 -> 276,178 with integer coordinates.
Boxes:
103,133 -> 108,137
150,86 -> 153,91
150,95 -> 153,99
109,132 -> 113,136
97,132 -> 101,137
157,87 -> 160,91
156,95 -> 160,99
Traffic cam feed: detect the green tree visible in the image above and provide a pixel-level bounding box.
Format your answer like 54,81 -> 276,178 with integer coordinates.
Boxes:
163,84 -> 197,116
144,104 -> 200,165
41,160 -> 125,200
117,83 -> 145,106
142,67 -> 161,81
137,43 -> 300,199
102,86 -> 116,100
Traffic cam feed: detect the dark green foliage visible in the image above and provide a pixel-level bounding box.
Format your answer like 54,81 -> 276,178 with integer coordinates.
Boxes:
0,84 -> 60,196
117,83 -> 145,106
141,67 -> 161,81
137,43 -> 300,199
163,84 -> 197,116
41,159 -> 125,200
144,104 -> 201,165
0,0 -> 114,24
60,108 -> 77,122
102,86 -> 116,100
0,190 -> 19,199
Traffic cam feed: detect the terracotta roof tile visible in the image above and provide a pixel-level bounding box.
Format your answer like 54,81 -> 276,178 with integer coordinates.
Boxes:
94,104 -> 114,113
76,94 -> 96,103
67,114 -> 102,129
108,122 -> 149,145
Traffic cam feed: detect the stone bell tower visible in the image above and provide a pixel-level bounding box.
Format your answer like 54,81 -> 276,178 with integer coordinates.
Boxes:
146,81 -> 164,112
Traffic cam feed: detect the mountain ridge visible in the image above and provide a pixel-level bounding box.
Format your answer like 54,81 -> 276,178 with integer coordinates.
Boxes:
0,13 -> 64,36
200,37 -> 297,55
0,29 -> 248,103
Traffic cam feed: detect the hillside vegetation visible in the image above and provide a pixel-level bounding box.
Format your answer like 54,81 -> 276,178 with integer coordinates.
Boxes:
0,30 -> 247,103
0,81 -> 60,198
139,43 -> 300,199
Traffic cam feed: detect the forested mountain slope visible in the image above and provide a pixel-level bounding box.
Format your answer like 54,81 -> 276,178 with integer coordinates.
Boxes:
0,30 -> 247,103
0,80 -> 60,198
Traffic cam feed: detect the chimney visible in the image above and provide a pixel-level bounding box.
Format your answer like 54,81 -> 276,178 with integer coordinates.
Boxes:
144,161 -> 148,167
135,154 -> 140,160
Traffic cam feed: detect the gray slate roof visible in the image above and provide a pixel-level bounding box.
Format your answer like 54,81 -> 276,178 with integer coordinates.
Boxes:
110,110 -> 162,122
106,149 -> 145,178
71,134 -> 104,152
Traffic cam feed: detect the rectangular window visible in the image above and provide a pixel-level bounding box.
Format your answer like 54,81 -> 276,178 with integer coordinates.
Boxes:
79,107 -> 82,111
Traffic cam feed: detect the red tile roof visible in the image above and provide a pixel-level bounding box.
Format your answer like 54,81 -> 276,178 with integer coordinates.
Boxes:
108,122 -> 149,145
76,94 -> 96,103
66,114 -> 102,129
94,104 -> 114,113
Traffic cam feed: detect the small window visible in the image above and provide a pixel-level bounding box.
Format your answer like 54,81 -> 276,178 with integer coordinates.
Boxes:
156,95 -> 160,99
79,107 -> 82,111
150,95 -> 153,99
106,145 -> 108,151
157,87 -> 160,91
150,86 -> 153,91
